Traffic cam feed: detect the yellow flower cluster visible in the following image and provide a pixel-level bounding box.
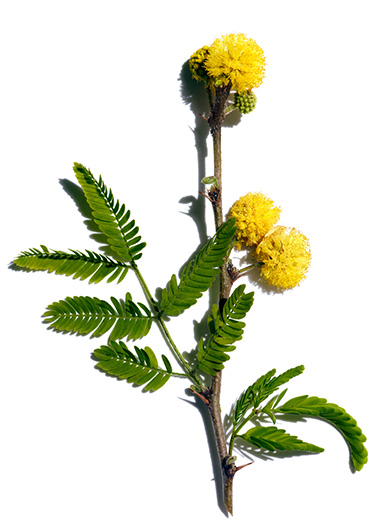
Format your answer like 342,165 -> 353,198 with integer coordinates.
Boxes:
189,45 -> 211,85
189,33 -> 265,93
229,193 -> 311,290
256,227 -> 311,289
205,33 -> 266,93
229,192 -> 281,249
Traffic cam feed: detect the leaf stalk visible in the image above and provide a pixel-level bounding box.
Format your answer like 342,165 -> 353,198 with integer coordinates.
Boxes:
131,261 -> 202,386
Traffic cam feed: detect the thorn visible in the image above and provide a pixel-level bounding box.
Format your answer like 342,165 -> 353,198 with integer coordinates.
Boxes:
235,462 -> 253,473
199,191 -> 213,203
188,388 -> 210,405
199,187 -> 221,206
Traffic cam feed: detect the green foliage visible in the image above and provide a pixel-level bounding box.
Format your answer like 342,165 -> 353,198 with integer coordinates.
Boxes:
196,284 -> 254,376
43,293 -> 154,341
232,365 -> 305,430
201,176 -> 218,186
14,247 -> 129,284
160,218 -> 237,316
230,368 -> 368,472
275,395 -> 368,471
12,160 -> 368,480
73,163 -> 146,262
93,340 -> 183,392
238,425 -> 324,453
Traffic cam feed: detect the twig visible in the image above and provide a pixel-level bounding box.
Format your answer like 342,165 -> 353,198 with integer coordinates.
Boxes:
205,84 -> 238,515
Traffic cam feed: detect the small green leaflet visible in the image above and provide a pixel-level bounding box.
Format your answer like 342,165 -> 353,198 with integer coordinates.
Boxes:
43,293 -> 154,341
14,247 -> 129,284
201,176 -> 218,186
93,340 -> 185,392
73,163 -> 146,262
275,395 -> 368,471
232,365 -> 305,429
238,425 -> 324,454
196,285 -> 254,376
160,218 -> 237,316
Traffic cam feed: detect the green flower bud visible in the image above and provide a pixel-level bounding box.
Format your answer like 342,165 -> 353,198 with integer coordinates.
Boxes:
234,91 -> 257,114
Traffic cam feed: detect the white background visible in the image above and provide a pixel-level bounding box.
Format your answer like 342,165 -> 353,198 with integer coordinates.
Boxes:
1,1 -> 372,530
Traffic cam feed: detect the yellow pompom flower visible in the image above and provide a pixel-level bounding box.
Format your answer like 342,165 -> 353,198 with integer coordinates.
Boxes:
256,226 -> 311,290
205,33 -> 265,93
230,192 -> 281,249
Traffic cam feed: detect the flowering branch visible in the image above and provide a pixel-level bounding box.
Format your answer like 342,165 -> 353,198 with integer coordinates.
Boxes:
187,32 -> 367,515
189,33 -> 268,515
12,32 -> 368,522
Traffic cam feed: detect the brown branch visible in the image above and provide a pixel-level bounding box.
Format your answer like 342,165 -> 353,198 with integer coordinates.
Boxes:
204,83 -> 238,515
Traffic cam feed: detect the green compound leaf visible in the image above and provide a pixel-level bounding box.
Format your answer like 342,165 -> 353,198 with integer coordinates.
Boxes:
196,284 -> 254,376
238,425 -> 324,454
160,218 -> 237,317
233,365 -> 305,429
275,395 -> 368,471
14,247 -> 129,284
93,340 -> 183,392
73,163 -> 146,262
43,293 -> 154,341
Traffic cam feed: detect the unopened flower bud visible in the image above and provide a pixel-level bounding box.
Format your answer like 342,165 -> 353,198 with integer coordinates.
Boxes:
234,91 -> 257,114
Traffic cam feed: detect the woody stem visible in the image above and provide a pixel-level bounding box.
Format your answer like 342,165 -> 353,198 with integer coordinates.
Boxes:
206,84 -> 236,516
